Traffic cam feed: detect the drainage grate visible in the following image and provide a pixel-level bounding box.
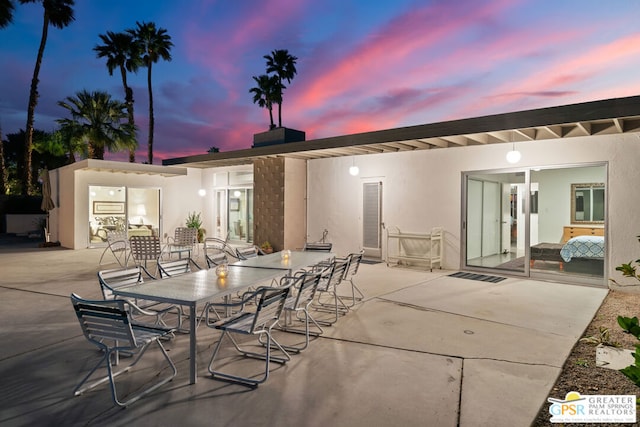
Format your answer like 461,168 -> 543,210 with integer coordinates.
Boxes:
448,271 -> 506,283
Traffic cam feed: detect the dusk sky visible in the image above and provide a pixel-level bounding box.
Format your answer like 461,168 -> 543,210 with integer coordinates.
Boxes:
2,0 -> 640,163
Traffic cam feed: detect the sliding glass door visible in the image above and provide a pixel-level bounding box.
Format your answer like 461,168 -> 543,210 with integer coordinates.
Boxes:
88,185 -> 161,247
464,171 -> 526,274
463,163 -> 607,285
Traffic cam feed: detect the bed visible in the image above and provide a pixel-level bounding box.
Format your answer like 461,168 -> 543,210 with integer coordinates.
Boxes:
530,226 -> 604,274
560,235 -> 605,275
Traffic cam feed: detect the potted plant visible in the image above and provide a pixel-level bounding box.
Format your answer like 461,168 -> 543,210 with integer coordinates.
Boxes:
185,211 -> 206,243
260,241 -> 273,254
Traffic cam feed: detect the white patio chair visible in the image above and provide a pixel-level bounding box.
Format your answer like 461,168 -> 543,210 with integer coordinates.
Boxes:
70,293 -> 177,407
129,235 -> 163,276
98,230 -> 130,267
203,237 -> 236,266
165,227 -> 198,260
270,270 -> 324,353
341,250 -> 365,307
204,286 -> 291,387
313,257 -> 350,325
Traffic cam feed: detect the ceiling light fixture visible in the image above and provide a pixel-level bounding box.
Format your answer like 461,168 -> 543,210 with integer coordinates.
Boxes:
349,157 -> 359,176
506,133 -> 521,164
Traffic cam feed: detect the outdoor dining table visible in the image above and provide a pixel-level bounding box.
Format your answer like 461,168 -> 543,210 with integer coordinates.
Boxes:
229,250 -> 335,274
112,266 -> 284,384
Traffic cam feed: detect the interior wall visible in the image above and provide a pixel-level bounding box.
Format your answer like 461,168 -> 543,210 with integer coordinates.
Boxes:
307,132 -> 640,280
535,166 -> 606,243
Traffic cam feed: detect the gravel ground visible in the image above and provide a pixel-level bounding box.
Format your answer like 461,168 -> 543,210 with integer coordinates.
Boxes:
533,290 -> 640,426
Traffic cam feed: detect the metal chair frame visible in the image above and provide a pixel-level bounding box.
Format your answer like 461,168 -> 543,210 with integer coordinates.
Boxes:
70,293 -> 176,407
270,271 -> 324,353
98,230 -> 130,267
129,235 -> 163,276
341,250 -> 365,307
158,257 -> 202,278
235,245 -> 263,260
203,237 -> 238,262
165,227 -> 198,260
98,267 -> 182,330
204,286 -> 291,387
313,258 -> 350,325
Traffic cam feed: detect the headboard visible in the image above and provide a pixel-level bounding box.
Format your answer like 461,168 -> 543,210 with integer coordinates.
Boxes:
562,226 -> 604,243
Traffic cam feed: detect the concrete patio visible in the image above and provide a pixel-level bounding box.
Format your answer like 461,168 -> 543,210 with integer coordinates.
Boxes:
0,242 -> 607,426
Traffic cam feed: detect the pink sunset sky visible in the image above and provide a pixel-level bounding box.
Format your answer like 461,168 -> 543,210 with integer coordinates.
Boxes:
1,0 -> 640,163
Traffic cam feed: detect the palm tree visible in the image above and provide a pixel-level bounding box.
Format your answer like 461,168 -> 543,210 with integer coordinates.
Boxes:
250,74 -> 281,130
128,21 -> 172,164
264,49 -> 298,128
94,31 -> 141,163
56,90 -> 136,160
20,0 -> 75,195
0,0 -> 15,28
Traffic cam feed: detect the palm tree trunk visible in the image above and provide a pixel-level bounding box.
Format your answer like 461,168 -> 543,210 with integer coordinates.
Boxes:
0,126 -> 6,195
278,100 -> 282,128
23,10 -> 49,195
268,106 -> 275,129
120,65 -> 135,163
147,64 -> 154,164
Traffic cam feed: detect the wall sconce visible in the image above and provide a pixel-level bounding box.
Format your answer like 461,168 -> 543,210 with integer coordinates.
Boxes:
198,189 -> 206,197
349,157 -> 359,176
233,190 -> 242,197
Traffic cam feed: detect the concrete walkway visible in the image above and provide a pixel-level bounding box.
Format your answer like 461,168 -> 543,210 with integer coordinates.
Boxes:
0,243 -> 607,426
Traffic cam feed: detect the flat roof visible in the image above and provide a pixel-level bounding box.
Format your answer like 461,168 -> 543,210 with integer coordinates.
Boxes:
163,95 -> 640,168
59,159 -> 188,176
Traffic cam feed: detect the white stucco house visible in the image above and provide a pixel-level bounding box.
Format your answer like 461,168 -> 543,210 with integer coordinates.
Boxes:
49,95 -> 640,287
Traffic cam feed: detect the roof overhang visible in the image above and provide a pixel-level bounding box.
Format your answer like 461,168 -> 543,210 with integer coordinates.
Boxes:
163,95 -> 640,169
62,159 -> 188,177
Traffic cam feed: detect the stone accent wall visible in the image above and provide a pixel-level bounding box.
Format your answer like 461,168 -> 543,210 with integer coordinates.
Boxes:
253,158 -> 285,250
253,157 -> 307,251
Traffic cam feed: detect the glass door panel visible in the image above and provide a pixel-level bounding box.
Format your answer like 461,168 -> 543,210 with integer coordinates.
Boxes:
127,187 -> 160,239
529,165 -> 606,284
229,188 -> 252,243
465,171 -> 526,273
88,185 -> 126,246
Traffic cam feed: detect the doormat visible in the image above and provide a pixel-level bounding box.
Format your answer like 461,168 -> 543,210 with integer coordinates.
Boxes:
448,271 -> 506,283
361,259 -> 382,265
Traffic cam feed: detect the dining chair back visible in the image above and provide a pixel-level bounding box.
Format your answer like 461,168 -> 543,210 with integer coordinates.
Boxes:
158,257 -> 201,278
98,267 -> 182,330
236,245 -> 260,260
129,235 -> 162,271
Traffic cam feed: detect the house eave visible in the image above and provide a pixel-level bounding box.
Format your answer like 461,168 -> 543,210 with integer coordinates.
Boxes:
163,95 -> 640,168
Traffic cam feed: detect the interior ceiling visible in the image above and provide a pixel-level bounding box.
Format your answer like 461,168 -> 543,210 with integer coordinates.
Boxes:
163,96 -> 640,169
